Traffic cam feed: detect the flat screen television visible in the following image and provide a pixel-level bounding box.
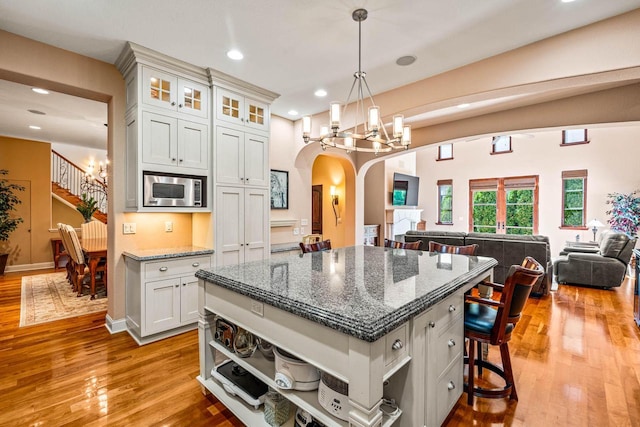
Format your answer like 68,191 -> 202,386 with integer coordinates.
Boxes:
392,172 -> 419,206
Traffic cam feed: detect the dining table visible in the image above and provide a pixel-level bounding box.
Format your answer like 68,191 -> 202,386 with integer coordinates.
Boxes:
81,237 -> 107,299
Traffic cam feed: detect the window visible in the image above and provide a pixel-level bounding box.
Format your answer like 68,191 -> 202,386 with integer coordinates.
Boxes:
561,169 -> 587,228
562,129 -> 588,146
437,143 -> 453,160
437,180 -> 453,224
491,135 -> 512,154
469,176 -> 538,235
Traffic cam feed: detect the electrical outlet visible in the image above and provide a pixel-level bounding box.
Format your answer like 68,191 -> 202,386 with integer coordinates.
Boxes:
123,223 -> 136,234
293,228 -> 299,235
165,221 -> 173,232
301,219 -> 308,226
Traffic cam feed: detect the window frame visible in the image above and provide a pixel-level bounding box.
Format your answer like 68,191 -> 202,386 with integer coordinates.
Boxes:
561,129 -> 589,146
491,135 -> 512,155
560,169 -> 588,229
437,143 -> 453,161
437,179 -> 453,225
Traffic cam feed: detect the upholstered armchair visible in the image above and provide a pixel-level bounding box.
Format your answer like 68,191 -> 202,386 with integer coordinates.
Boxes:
554,231 -> 636,288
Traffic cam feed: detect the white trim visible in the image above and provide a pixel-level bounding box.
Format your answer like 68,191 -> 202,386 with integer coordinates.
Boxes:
5,262 -> 54,273
104,314 -> 128,334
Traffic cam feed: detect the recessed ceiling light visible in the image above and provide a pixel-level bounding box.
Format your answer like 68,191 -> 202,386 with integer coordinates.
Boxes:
314,89 -> 327,97
29,125 -> 41,130
32,88 -> 49,95
561,0 -> 576,2
227,49 -> 244,60
457,103 -> 470,109
288,110 -> 299,116
28,109 -> 46,115
396,55 -> 417,66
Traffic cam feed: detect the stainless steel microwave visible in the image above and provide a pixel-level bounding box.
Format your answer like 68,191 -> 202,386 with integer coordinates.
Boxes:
143,171 -> 206,208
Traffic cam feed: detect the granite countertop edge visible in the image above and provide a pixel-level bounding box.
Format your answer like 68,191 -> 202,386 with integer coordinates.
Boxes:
196,258 -> 497,342
123,247 -> 214,261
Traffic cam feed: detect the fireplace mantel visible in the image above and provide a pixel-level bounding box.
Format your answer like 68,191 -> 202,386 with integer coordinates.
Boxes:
385,208 -> 423,240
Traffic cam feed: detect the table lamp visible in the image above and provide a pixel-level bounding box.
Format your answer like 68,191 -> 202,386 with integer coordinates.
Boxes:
587,219 -> 604,242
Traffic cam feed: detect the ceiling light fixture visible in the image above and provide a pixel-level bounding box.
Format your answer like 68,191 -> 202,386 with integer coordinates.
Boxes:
288,110 -> 299,116
31,88 -> 49,95
227,49 -> 244,60
29,125 -> 41,130
396,55 -> 417,66
302,9 -> 411,154
314,89 -> 327,97
457,103 -> 470,109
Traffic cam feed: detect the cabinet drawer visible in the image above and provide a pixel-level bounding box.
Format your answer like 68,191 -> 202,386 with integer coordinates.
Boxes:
384,323 -> 408,368
436,356 -> 463,425
433,291 -> 463,327
435,316 -> 464,376
144,256 -> 211,280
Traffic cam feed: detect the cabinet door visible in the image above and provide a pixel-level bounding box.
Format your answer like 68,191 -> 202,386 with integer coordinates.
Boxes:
144,278 -> 181,335
178,121 -> 208,170
180,275 -> 200,324
142,111 -> 178,167
142,67 -> 178,111
216,186 -> 245,266
216,88 -> 245,127
244,97 -> 269,132
244,188 -> 270,262
216,126 -> 244,185
178,79 -> 209,119
244,133 -> 268,187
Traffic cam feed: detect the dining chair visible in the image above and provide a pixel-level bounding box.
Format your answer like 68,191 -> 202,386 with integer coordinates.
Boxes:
383,238 -> 422,250
64,224 -> 107,297
429,241 -> 479,255
463,256 -> 544,405
57,223 -> 75,287
302,234 -> 323,245
299,239 -> 332,253
81,220 -> 107,239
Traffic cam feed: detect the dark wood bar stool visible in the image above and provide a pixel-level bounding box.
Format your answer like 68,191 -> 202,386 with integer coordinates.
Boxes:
429,241 -> 479,255
299,239 -> 332,253
383,238 -> 422,250
463,256 -> 544,405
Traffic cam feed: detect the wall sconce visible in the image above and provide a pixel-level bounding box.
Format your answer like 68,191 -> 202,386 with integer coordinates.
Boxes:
330,185 -> 339,226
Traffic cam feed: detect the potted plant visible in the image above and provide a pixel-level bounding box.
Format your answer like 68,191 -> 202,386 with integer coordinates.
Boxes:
0,169 -> 25,275
76,193 -> 98,222
605,190 -> 640,237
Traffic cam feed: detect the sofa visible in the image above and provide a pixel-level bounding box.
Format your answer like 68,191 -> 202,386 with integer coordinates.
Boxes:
404,230 -> 552,296
554,231 -> 636,288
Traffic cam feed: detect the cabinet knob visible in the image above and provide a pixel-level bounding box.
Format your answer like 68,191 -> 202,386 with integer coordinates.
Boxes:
182,283 -> 186,286
447,381 -> 456,391
159,266 -> 168,272
175,284 -> 179,288
171,158 -> 176,162
171,102 -> 176,106
179,159 -> 183,162
429,321 -> 436,328
448,339 -> 456,348
449,305 -> 456,313
391,339 -> 403,351
240,243 -> 244,246
178,103 -> 183,108
192,262 -> 200,267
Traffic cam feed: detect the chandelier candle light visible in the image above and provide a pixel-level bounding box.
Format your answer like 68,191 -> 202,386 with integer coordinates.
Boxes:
302,8 -> 411,154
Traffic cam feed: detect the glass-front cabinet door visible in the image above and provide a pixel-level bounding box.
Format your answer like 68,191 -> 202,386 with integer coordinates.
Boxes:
244,98 -> 269,132
216,88 -> 245,127
143,67 -> 178,110
177,79 -> 209,119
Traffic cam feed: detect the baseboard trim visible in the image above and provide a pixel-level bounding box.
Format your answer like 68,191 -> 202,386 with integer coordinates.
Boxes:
105,314 -> 127,334
5,262 -> 55,273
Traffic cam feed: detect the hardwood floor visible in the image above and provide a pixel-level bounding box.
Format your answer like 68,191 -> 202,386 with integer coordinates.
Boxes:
1,268 -> 639,426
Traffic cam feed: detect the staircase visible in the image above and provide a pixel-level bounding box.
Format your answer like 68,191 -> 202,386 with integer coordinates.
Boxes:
51,150 -> 108,224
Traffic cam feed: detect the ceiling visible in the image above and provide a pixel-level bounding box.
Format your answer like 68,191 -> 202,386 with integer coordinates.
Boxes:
1,0 -> 640,148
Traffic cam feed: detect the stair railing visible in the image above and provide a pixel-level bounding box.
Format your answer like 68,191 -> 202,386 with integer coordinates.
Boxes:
51,150 -> 107,215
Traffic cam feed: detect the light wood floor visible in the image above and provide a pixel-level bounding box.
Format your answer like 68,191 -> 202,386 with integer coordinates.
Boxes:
1,268 -> 639,426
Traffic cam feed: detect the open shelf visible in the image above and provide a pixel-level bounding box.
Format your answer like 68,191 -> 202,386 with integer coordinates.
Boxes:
208,340 -> 402,427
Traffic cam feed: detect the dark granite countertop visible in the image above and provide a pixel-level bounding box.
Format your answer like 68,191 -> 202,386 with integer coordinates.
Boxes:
122,246 -> 214,261
196,245 -> 496,342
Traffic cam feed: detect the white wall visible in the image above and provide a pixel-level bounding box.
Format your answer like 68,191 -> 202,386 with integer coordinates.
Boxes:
413,123 -> 640,257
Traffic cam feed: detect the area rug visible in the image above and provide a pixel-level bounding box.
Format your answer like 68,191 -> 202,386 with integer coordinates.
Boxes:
19,272 -> 107,327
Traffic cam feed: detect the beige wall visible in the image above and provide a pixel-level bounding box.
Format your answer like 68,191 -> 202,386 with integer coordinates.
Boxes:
414,123 -> 640,257
0,137 -> 52,265
52,197 -> 85,227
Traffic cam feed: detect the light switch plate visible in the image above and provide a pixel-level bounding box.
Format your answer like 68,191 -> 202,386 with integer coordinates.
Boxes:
123,223 -> 136,234
301,219 -> 308,226
165,221 -> 173,232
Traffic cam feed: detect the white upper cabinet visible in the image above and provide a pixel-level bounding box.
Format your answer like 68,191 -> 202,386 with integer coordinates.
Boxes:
215,126 -> 268,186
215,87 -> 269,132
143,66 -> 209,119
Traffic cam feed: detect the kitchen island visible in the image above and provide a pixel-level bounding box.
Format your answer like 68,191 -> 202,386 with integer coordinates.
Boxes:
197,245 -> 496,427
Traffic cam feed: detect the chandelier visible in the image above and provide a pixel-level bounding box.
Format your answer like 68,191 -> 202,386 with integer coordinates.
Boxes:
302,8 -> 411,154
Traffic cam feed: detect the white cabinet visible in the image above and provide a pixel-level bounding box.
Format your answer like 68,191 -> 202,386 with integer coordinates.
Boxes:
142,66 -> 209,119
125,254 -> 211,345
215,126 -> 268,186
142,111 -> 209,170
215,186 -> 269,266
215,87 -> 269,133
